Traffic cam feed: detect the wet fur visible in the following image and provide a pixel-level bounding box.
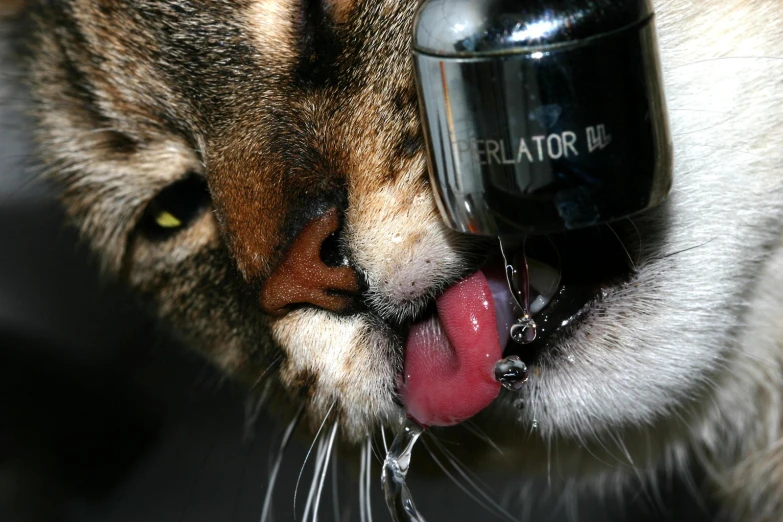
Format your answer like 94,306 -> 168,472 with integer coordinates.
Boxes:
19,0 -> 783,519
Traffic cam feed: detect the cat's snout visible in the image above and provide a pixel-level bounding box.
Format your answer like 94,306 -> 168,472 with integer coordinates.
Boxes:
259,208 -> 361,316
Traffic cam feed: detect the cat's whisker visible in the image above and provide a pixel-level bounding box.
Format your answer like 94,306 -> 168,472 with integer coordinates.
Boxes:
608,430 -> 640,473
592,428 -> 635,470
312,423 -> 338,522
260,403 -> 305,522
331,449 -> 340,522
463,419 -> 504,455
380,426 -> 388,454
294,401 -> 335,521
606,223 -> 637,271
302,431 -> 329,522
368,434 -> 382,464
364,437 -> 374,522
433,436 -> 511,507
0,177 -> 46,208
249,355 -> 283,393
626,217 -> 643,267
606,430 -> 657,509
422,436 -> 520,522
244,381 -> 275,439
244,356 -> 283,437
656,236 -> 719,260
571,427 -> 622,471
358,441 -> 367,522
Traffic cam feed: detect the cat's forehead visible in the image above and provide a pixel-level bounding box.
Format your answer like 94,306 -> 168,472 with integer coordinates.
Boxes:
58,0 -> 415,129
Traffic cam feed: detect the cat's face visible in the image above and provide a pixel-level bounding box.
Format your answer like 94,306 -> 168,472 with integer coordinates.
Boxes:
29,0 -> 783,470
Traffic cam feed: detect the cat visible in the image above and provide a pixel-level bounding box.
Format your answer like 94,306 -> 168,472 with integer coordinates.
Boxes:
19,0 -> 783,519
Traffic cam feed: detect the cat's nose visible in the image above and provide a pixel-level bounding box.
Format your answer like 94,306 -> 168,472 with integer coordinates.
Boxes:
259,208 -> 360,315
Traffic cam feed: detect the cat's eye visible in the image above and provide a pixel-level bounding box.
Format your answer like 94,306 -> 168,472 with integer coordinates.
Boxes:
138,174 -> 211,240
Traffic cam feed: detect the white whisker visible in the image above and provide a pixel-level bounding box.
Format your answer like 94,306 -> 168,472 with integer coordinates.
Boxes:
606,430 -> 653,508
311,423 -> 339,522
302,434 -> 328,522
358,442 -> 367,522
606,223 -> 637,271
294,402 -> 335,521
331,449 -> 340,522
245,367 -> 280,439
261,403 -> 305,522
380,426 -> 388,454
424,436 -> 519,522
463,420 -> 504,455
365,437 -> 374,522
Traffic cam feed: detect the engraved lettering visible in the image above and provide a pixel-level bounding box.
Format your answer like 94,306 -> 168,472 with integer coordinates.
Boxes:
454,139 -> 471,155
546,134 -> 563,159
485,140 -> 502,165
587,124 -> 612,152
474,140 -> 487,165
500,140 -> 516,164
459,126 -> 606,166
531,136 -> 546,161
516,138 -> 533,162
600,125 -> 612,147
562,131 -> 579,157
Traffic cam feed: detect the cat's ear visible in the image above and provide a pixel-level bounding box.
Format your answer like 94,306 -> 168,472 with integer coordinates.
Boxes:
0,0 -> 25,19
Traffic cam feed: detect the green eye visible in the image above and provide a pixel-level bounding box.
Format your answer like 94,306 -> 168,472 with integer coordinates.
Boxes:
140,175 -> 210,240
154,211 -> 183,229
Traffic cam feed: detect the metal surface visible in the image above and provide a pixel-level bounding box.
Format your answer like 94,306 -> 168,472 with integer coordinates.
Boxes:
413,0 -> 653,56
414,0 -> 671,236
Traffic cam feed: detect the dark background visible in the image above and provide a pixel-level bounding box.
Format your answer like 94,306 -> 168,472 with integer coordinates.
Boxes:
0,7 -> 717,522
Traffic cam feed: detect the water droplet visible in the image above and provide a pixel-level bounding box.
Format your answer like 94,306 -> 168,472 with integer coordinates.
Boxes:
382,418 -> 427,522
531,419 -> 539,429
494,355 -> 528,391
567,354 -> 575,363
499,236 -> 539,344
510,315 -> 537,344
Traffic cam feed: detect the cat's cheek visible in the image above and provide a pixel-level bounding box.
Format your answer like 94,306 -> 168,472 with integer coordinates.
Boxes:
122,214 -> 271,376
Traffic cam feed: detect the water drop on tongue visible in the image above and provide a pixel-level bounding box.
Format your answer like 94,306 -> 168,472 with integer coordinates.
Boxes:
494,355 -> 529,391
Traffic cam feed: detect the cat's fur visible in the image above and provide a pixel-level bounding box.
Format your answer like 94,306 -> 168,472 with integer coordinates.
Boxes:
20,0 -> 783,519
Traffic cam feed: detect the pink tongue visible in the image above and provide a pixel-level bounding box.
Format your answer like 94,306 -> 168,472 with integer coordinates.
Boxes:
401,271 -> 502,427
